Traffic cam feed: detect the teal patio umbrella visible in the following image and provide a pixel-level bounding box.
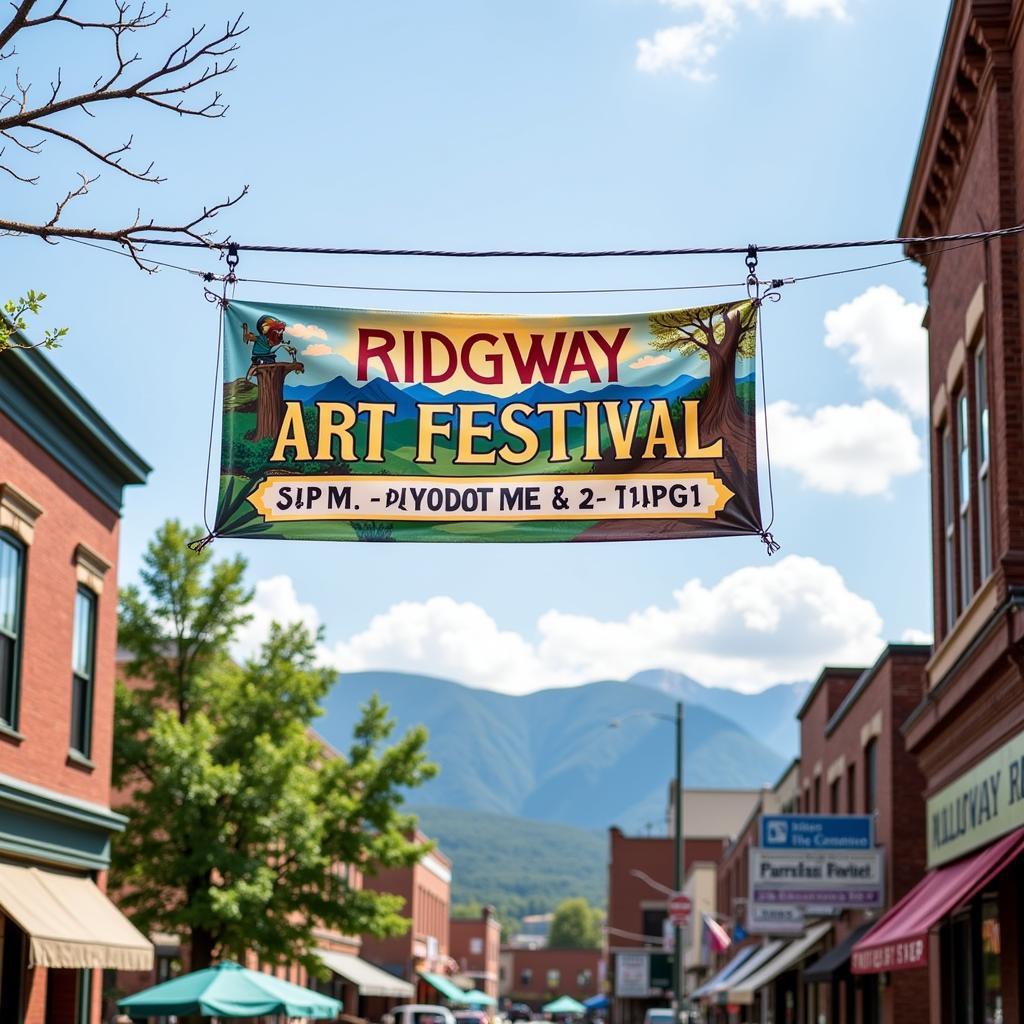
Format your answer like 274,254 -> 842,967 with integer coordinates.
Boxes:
463,989 -> 497,1007
543,996 -> 586,1015
117,960 -> 342,1019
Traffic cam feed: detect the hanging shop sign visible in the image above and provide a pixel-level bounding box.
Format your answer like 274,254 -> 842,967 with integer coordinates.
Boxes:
749,849 -> 884,909
927,726 -> 1024,868
212,299 -> 763,543
745,902 -> 805,936
760,814 -> 874,851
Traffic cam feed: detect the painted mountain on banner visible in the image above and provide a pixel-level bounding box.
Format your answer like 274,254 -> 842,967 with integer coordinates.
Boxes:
283,371 -> 711,422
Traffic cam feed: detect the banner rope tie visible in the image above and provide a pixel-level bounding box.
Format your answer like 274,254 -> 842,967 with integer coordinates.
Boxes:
744,247 -> 782,557
187,268 -> 235,553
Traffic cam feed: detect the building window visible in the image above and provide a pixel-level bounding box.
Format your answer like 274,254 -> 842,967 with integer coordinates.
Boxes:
546,969 -> 560,990
642,907 -> 667,945
864,739 -> 878,815
520,968 -> 532,987
942,425 -> 956,630
0,532 -> 25,729
958,391 -> 973,609
577,969 -> 592,988
976,345 -> 992,582
71,585 -> 97,758
830,778 -> 840,813
470,937 -> 483,955
981,897 -> 1002,1024
813,776 -> 821,813
847,763 -> 857,813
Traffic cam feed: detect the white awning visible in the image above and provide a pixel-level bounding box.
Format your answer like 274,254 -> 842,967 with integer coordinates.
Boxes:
707,940 -> 784,1002
317,949 -> 416,998
725,923 -> 832,1005
0,862 -> 153,970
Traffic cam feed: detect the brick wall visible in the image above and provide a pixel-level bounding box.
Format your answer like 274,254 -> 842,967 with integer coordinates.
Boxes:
0,414 -> 121,806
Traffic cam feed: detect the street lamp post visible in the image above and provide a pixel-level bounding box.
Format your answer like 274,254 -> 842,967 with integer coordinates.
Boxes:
610,702 -> 686,1022
673,700 -> 685,1024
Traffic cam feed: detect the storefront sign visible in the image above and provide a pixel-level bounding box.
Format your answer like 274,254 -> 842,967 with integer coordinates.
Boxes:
745,902 -> 805,935
851,937 -> 927,973
760,814 -> 874,850
927,726 -> 1024,867
614,953 -> 650,997
214,299 -> 764,543
749,849 -> 884,908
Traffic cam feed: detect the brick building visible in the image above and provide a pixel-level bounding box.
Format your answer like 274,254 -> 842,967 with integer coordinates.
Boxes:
798,648 -> 930,1024
500,947 -> 604,1008
0,345 -> 152,1023
450,905 -> 501,1002
361,833 -> 455,1003
848,4 -> 1024,1023
607,789 -> 760,1024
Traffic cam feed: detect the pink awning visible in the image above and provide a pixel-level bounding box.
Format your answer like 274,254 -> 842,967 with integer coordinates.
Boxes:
852,827 -> 1024,974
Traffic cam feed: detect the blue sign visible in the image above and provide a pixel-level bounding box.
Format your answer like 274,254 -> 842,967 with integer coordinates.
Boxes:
759,814 -> 874,850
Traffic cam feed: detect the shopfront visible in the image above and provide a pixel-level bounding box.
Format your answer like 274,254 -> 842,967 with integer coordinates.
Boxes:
852,726 -> 1024,1024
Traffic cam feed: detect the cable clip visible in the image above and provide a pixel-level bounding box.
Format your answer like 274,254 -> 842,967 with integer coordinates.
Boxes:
225,241 -> 240,284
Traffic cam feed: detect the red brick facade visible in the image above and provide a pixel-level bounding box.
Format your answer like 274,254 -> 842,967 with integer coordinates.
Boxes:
0,348 -> 149,1024
899,4 -> 1024,1024
500,947 -> 604,1006
362,834 -> 453,996
450,907 -> 502,1001
797,650 -> 930,1024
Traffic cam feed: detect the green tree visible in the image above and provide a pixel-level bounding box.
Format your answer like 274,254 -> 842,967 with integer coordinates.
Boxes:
547,897 -> 603,950
113,520 -> 437,974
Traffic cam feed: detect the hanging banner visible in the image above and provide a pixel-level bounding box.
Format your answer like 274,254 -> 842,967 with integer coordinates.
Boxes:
213,299 -> 763,543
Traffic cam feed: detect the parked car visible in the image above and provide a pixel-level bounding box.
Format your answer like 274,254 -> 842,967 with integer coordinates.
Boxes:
506,1004 -> 532,1023
385,1005 -> 458,1024
455,1011 -> 489,1024
642,1008 -> 675,1024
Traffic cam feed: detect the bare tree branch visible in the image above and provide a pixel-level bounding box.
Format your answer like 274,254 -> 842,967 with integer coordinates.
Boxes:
0,185 -> 248,270
0,2 -> 247,283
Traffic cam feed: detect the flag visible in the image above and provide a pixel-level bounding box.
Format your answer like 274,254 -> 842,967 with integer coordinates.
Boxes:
703,913 -> 731,953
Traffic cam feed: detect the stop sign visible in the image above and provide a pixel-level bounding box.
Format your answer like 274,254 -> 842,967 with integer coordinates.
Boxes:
668,892 -> 692,926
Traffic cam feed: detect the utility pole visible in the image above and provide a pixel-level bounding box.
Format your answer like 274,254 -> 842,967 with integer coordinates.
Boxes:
673,701 -> 685,1024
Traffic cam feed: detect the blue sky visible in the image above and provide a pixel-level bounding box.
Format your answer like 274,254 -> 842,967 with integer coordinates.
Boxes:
4,0 -> 948,694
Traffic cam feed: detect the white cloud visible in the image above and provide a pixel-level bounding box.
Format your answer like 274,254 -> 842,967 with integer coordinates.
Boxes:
765,398 -> 922,496
630,354 -> 672,370
636,0 -> 846,79
233,575 -> 322,660
900,627 -> 933,645
302,343 -> 333,357
782,0 -> 847,17
287,323 -> 328,341
243,556 -> 885,695
824,285 -> 928,417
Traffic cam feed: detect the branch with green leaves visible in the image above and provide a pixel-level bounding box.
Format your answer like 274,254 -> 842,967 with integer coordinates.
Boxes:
1,289 -> 66,352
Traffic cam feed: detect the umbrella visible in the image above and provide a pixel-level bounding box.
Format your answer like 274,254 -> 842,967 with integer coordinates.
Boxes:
583,995 -> 609,1010
463,989 -> 497,1007
117,960 -> 342,1019
543,996 -> 587,1015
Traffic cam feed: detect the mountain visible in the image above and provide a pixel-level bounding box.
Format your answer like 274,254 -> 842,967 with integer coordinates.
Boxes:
283,371 -> 705,423
411,806 -> 606,922
317,671 -> 786,831
626,670 -> 807,760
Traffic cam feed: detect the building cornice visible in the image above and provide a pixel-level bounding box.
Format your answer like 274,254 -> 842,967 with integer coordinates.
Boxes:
0,340 -> 150,512
902,2 -> 1013,260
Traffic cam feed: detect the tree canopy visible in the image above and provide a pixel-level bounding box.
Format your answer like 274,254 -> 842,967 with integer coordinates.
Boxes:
112,520 -> 437,973
547,897 -> 604,950
648,301 -> 757,361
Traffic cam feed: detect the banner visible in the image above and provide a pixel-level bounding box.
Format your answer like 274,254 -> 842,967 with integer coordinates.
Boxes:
213,299 -> 763,543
